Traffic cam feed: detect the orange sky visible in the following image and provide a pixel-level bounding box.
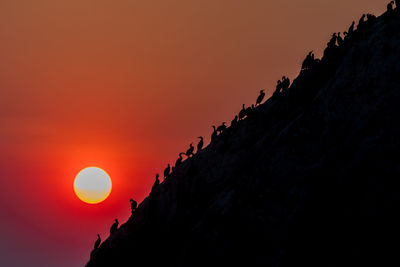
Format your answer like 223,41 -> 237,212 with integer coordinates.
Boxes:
0,1 -> 388,265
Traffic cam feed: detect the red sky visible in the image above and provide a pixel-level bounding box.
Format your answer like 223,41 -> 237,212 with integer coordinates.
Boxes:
0,1 -> 388,266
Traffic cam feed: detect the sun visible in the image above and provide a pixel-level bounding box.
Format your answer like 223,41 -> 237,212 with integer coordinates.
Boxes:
74,167 -> 112,204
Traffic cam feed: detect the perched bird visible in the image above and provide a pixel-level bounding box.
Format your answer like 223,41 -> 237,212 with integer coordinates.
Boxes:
94,234 -> 101,250
186,143 -> 194,157
151,174 -> 160,192
387,1 -> 394,12
163,164 -> 170,179
231,115 -> 238,128
110,219 -> 119,235
256,90 -> 265,106
197,136 -> 204,152
175,153 -> 184,168
217,122 -> 227,133
337,32 -> 343,47
239,104 -> 247,120
246,104 -> 256,119
130,198 -> 137,213
211,126 -> 218,142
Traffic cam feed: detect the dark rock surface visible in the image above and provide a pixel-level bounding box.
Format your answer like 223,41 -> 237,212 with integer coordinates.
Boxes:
87,9 -> 400,267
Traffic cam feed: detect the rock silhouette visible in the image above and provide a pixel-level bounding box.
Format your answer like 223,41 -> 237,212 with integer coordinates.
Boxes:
87,6 -> 400,267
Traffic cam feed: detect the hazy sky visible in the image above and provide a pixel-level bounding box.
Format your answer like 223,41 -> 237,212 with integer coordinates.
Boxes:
0,1 -> 388,266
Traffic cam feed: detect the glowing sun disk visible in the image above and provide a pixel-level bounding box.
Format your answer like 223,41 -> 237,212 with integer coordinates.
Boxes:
74,167 -> 112,204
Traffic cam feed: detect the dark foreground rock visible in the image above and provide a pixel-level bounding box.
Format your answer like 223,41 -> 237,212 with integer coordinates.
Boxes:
87,8 -> 400,267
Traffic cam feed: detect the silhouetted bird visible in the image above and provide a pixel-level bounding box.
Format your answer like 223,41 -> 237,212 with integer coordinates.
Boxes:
246,104 -> 256,119
110,219 -> 119,235
186,143 -> 194,157
302,51 -> 314,70
197,136 -> 204,152
239,104 -> 247,120
211,125 -> 218,141
337,32 -> 343,46
175,153 -> 184,168
231,115 -> 238,128
348,21 -> 355,36
387,1 -> 394,12
273,80 -> 282,98
163,164 -> 170,179
281,76 -> 290,91
94,234 -> 101,250
358,14 -> 366,29
151,174 -> 160,192
327,33 -> 337,48
217,122 -> 226,133
130,198 -> 137,213
256,90 -> 265,106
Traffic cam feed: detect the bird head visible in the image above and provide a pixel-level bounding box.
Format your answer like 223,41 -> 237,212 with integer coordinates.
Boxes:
130,198 -> 133,202
198,136 -> 203,139
97,234 -> 100,238
115,219 -> 118,223
212,125 -> 216,130
260,89 -> 264,93
222,122 -> 226,125
156,174 -> 159,179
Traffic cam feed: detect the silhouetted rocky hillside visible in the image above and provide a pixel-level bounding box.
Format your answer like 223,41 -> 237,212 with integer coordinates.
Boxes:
87,6 -> 400,267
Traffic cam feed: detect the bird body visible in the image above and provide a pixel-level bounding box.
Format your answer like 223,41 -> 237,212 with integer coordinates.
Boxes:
175,153 -> 184,168
239,104 -> 247,120
211,126 -> 218,142
94,234 -> 101,250
337,32 -> 343,47
186,143 -> 194,157
163,164 -> 170,178
130,198 -> 137,213
256,90 -> 265,106
197,137 -> 204,152
216,122 -> 227,133
151,174 -> 160,192
231,115 -> 238,128
388,1 -> 394,11
110,219 -> 119,235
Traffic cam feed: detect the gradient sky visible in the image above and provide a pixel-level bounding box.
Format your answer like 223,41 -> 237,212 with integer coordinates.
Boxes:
0,1 -> 388,266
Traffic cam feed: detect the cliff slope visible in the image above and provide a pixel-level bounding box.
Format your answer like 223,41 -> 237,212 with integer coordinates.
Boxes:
87,8 -> 400,267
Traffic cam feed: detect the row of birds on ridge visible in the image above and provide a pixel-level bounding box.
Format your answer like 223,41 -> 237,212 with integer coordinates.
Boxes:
92,89 -> 267,252
154,89 -> 266,186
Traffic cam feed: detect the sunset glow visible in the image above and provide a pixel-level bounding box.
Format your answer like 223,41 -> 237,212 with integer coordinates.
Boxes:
74,167 -> 112,204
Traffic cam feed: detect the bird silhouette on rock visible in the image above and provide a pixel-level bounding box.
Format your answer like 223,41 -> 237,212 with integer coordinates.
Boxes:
256,90 -> 265,106
186,143 -> 194,157
110,219 -> 119,236
94,234 -> 101,250
163,164 -> 170,179
197,137 -> 204,152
